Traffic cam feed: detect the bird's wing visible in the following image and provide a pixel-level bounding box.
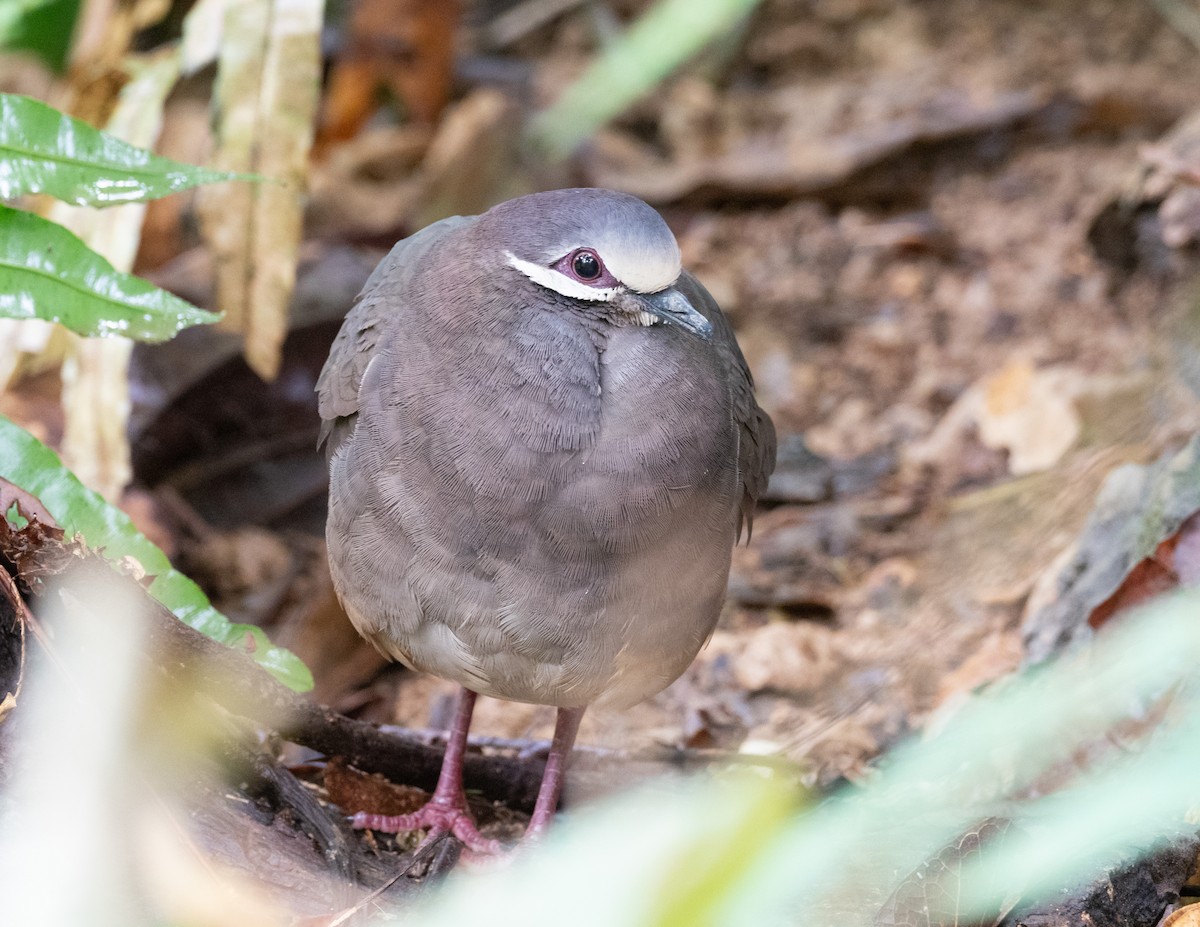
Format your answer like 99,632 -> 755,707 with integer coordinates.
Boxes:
316,216 -> 471,459
677,271 -> 778,540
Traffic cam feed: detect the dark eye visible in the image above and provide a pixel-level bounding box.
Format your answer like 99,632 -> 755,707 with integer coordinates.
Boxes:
572,250 -> 601,280
551,248 -> 618,288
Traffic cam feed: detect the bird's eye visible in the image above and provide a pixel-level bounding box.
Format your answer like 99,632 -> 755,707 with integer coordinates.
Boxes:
549,248 -> 618,289
572,250 -> 602,280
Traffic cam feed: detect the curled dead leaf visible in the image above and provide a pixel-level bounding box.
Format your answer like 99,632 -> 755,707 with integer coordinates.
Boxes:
734,622 -> 838,694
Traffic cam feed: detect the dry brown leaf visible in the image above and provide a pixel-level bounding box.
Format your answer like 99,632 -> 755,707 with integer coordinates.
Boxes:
733,621 -> 838,694
1164,905 -> 1200,927
307,125 -> 432,239
910,360 -> 1085,477
934,631 -> 1023,708
1023,436 -> 1200,663
590,88 -> 1045,206
874,818 -> 1021,927
198,0 -> 324,381
976,360 -> 1082,476
318,0 -> 460,146
323,757 -> 427,819
67,0 -> 172,120
1087,511 -> 1200,630
308,89 -> 527,240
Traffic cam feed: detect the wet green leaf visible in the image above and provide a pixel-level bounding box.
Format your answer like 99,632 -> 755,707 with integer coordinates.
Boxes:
0,93 -> 242,205
0,414 -> 314,692
0,204 -> 219,340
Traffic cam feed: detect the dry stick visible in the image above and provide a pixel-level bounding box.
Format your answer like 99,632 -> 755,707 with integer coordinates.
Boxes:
326,843 -> 437,927
392,725 -> 797,773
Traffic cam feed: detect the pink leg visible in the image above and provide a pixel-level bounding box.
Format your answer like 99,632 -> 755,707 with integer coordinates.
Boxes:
526,706 -> 586,838
351,688 -> 502,855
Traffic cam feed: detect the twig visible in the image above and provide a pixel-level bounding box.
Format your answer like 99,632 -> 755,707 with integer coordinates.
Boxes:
385,725 -> 798,772
325,836 -> 439,927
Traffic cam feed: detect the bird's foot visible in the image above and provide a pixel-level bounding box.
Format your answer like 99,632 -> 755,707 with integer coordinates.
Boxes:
352,802 -> 503,856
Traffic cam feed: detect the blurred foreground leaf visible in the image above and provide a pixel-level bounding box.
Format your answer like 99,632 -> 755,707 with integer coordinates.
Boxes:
0,204 -> 219,340
412,772 -> 794,927
0,415 -> 313,691
405,594 -> 1200,927
0,0 -> 82,73
530,0 -> 762,158
0,93 -> 238,205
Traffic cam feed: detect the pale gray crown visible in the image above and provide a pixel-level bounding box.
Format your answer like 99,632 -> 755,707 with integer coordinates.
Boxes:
478,188 -> 682,297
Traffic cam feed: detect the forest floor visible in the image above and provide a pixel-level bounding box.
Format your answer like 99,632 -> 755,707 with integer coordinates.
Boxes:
6,0 -> 1200,920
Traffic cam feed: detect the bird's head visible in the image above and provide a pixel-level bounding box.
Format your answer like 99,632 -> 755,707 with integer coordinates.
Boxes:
474,188 -> 712,338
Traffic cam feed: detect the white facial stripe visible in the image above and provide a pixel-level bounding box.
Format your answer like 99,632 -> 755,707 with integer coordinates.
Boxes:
505,252 -> 620,302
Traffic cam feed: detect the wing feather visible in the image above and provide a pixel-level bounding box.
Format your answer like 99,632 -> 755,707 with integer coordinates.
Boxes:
676,271 -> 777,539
316,217 -> 471,459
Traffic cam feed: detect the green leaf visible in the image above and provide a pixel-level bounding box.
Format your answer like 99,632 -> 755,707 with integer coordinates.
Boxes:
0,415 -> 314,692
0,204 -> 220,340
529,0 -> 764,158
0,0 -> 82,74
5,501 -> 28,530
0,93 -> 243,205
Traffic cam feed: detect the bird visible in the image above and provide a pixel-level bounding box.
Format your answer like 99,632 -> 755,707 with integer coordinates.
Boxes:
317,188 -> 776,854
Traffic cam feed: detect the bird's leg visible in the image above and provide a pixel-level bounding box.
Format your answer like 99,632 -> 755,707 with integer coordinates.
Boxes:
525,706 -> 586,838
351,687 -> 502,855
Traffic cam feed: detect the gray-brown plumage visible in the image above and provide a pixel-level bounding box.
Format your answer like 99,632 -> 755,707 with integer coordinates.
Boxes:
319,188 -> 775,850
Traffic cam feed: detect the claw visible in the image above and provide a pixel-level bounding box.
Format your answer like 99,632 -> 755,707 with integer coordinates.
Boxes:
352,801 -> 503,855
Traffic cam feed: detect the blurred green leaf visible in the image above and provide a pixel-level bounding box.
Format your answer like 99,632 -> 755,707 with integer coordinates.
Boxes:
0,414 -> 313,691
529,0 -> 763,158
5,501 -> 28,529
411,772 -> 794,927
0,0 -> 82,73
400,594 -> 1200,927
0,204 -> 220,340
0,93 -> 242,205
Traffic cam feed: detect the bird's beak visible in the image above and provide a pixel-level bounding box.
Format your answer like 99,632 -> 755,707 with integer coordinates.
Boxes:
636,287 -> 713,338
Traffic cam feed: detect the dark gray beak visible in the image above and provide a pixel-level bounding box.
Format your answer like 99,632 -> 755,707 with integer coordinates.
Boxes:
636,288 -> 713,338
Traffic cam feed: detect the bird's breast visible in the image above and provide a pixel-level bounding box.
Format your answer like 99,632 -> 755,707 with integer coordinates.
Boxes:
387,310 -> 739,559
